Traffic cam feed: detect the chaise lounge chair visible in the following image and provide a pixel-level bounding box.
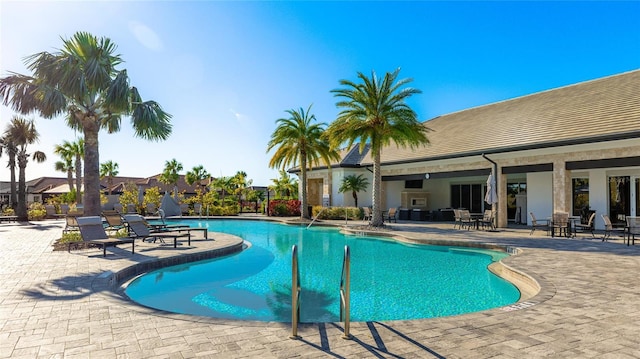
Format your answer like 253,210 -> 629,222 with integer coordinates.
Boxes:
123,214 -> 192,248
75,216 -> 135,257
148,210 -> 209,240
102,210 -> 127,233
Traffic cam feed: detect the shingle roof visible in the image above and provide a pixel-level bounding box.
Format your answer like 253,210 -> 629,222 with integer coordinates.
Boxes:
356,69 -> 640,166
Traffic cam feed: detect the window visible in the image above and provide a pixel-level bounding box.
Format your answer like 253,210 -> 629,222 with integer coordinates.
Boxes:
405,180 -> 423,189
572,178 -> 589,216
609,176 -> 630,224
451,184 -> 482,213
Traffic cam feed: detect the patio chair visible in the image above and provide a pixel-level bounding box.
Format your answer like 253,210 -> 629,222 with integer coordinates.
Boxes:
452,209 -> 462,229
75,216 -> 135,257
479,210 -> 495,231
601,214 -> 625,242
574,212 -> 596,238
625,216 -> 640,246
362,207 -> 372,222
123,214 -> 191,248
529,212 -> 549,236
113,203 -> 124,214
384,207 -> 398,223
551,212 -> 570,237
459,209 -> 474,230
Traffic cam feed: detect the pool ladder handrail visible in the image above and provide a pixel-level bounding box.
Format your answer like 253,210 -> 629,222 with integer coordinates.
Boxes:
306,207 -> 327,229
290,245 -> 301,339
339,245 -> 352,339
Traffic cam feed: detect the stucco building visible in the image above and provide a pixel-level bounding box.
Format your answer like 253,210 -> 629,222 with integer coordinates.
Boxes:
300,69 -> 640,230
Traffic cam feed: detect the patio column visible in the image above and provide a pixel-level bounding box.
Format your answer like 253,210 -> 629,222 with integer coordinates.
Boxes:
552,159 -> 571,213
497,167 -> 508,228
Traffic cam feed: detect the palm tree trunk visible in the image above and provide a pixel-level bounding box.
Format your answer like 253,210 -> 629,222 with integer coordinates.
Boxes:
75,153 -> 82,204
16,155 -> 27,221
371,147 -> 383,227
300,156 -> 308,219
83,125 -> 100,216
352,190 -> 358,208
67,169 -> 74,192
9,154 -> 17,209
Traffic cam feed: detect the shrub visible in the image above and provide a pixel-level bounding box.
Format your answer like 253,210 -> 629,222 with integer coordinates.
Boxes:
312,206 -> 361,220
268,199 -> 301,216
59,231 -> 82,244
28,202 -> 47,221
1,207 -> 15,216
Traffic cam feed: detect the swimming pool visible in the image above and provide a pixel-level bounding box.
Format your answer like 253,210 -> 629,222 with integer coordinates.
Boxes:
125,220 -> 520,322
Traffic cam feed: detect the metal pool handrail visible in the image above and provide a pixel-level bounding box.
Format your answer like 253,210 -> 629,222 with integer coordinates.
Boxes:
340,245 -> 352,339
307,207 -> 327,229
290,245 -> 301,339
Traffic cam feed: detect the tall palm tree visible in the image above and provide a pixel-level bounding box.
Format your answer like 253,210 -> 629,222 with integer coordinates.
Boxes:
99,160 -> 119,195
185,165 -> 210,195
0,31 -> 171,216
54,138 -> 84,202
327,69 -> 430,226
159,158 -> 183,200
4,117 -> 46,221
0,134 -> 18,209
267,105 -> 340,219
339,174 -> 369,208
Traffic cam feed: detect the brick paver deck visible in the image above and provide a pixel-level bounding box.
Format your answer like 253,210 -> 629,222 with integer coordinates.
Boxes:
1,217 -> 639,358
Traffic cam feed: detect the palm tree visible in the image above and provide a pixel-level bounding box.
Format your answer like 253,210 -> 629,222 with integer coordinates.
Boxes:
231,171 -> 252,205
54,156 -> 74,192
269,170 -> 298,199
99,160 -> 119,195
54,138 -> 84,202
339,174 -> 369,208
185,165 -> 210,195
3,117 -> 46,221
211,176 -> 233,205
327,69 -> 430,226
267,105 -> 340,219
0,134 -> 18,209
159,158 -> 183,199
0,31 -> 171,216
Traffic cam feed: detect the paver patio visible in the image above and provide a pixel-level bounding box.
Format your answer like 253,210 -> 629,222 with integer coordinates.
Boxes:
1,217 -> 639,358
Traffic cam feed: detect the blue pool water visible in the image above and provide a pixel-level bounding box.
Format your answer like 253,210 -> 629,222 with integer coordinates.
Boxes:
125,220 -> 520,322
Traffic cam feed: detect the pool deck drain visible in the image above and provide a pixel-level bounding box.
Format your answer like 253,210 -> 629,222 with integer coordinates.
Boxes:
1,217 -> 639,358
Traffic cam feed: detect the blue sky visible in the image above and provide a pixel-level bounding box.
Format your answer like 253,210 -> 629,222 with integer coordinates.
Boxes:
1,1 -> 639,186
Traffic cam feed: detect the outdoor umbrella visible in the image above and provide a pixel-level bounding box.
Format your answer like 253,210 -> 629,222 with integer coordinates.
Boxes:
485,173 -> 498,205
160,191 -> 182,217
